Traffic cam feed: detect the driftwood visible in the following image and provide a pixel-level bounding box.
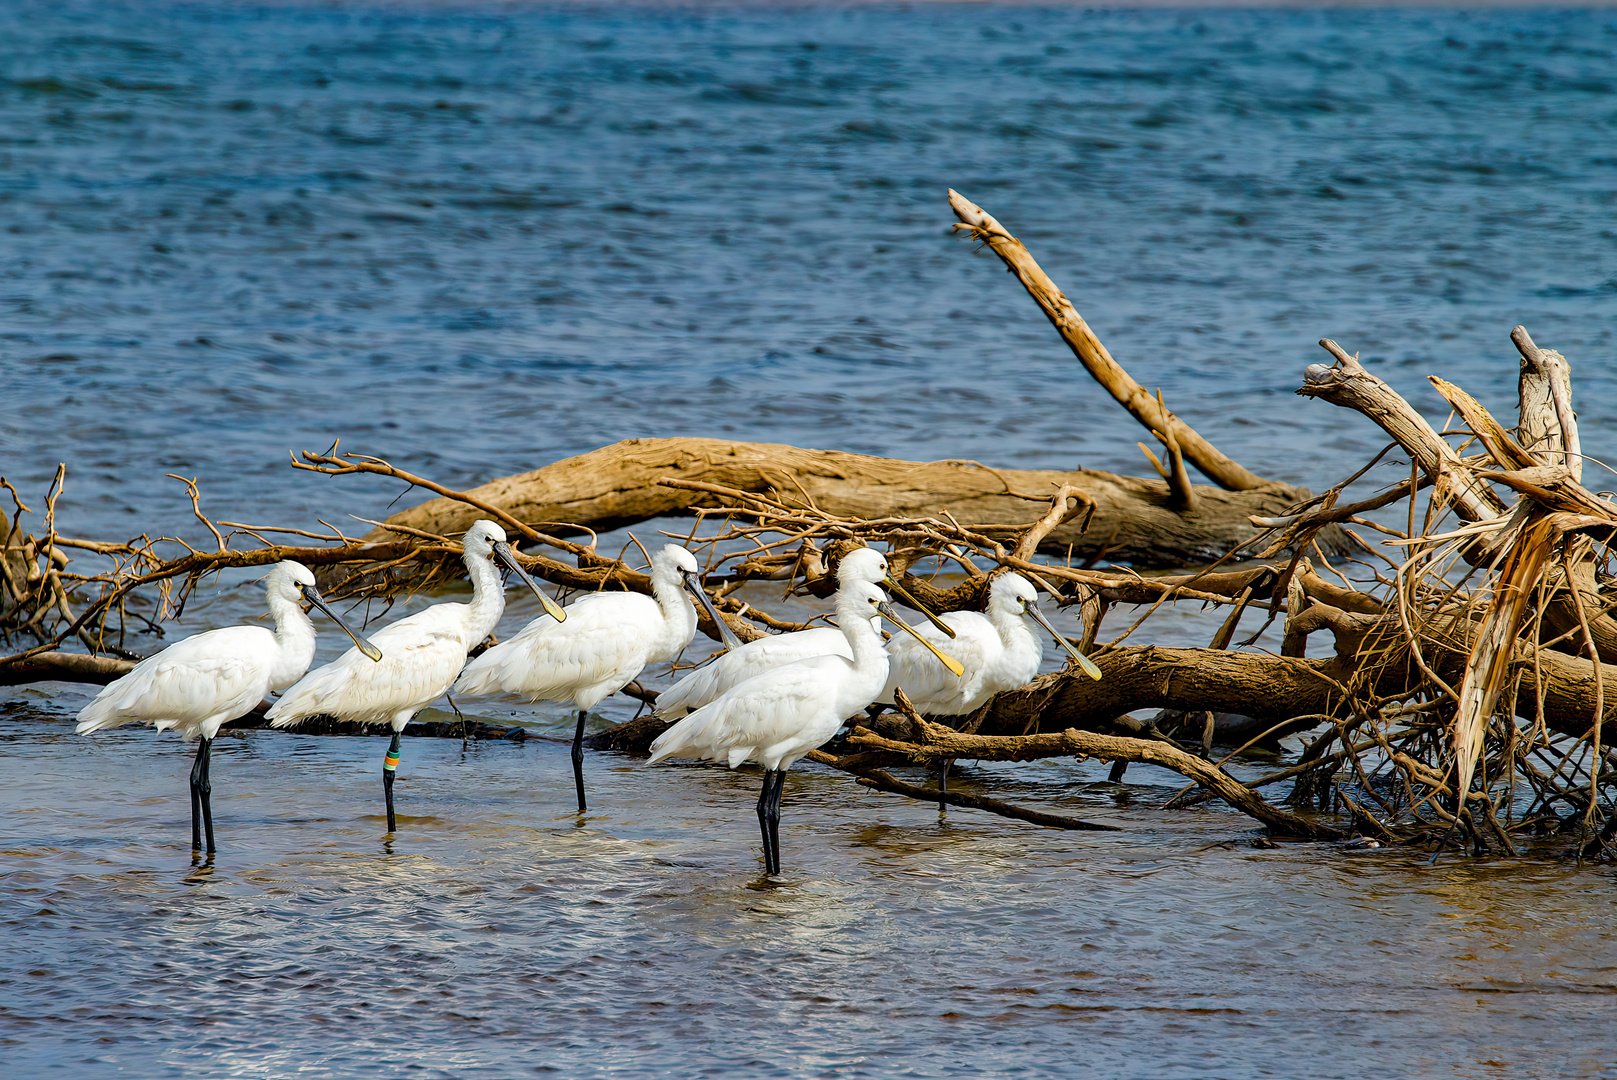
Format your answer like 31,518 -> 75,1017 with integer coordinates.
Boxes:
352,438 -> 1314,570
846,715 -> 1341,840
0,650 -> 134,686
948,189 -> 1270,494
802,748 -> 1121,832
581,313 -> 1617,854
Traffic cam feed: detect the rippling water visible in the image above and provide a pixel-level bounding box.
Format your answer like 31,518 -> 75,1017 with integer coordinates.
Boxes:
8,708 -> 1617,1080
4,3 -> 1617,1077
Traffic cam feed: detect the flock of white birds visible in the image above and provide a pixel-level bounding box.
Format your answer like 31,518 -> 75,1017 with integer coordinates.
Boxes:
75,519 -> 1101,875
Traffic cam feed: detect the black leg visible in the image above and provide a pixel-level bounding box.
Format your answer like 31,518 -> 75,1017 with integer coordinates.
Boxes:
767,769 -> 785,875
446,692 -> 468,750
572,710 -> 588,814
383,730 -> 402,833
936,758 -> 949,820
189,738 -> 215,852
755,769 -> 783,876
199,738 -> 215,853
755,772 -> 769,866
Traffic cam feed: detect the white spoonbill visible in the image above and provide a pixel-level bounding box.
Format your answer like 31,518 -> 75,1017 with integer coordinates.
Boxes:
880,572 -> 1101,716
75,561 -> 381,853
267,520 -> 564,832
879,571 -> 1102,803
454,543 -> 739,814
653,546 -> 953,719
647,578 -> 962,876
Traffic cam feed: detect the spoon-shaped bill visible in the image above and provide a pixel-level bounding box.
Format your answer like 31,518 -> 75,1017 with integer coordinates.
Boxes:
878,601 -> 965,677
1026,602 -> 1102,680
684,571 -> 744,650
881,575 -> 956,639
300,585 -> 384,662
492,540 -> 567,622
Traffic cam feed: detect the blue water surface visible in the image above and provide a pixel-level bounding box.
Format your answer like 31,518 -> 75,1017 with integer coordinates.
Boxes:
1,2 -> 1613,537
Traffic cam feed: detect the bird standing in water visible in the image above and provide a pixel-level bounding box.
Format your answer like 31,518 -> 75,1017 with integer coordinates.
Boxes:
454,543 -> 737,814
267,520 -> 563,832
75,560 -> 381,853
648,578 -> 962,877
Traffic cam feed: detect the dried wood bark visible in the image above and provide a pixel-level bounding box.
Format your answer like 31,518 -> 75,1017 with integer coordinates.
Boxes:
354,437 -> 1317,570
1512,325 -> 1580,480
948,190 -> 1273,493
845,717 -> 1342,839
1300,341 -> 1504,523
0,650 -> 134,686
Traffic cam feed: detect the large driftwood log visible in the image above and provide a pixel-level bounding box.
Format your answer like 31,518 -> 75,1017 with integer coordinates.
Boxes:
357,438 -> 1317,568
975,621 -> 1616,747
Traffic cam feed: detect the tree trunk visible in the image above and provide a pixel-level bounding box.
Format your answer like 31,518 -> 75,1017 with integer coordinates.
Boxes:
357,437 -> 1320,569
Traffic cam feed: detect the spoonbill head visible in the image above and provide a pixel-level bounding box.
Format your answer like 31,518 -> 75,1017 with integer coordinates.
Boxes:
880,571 -> 1100,808
653,545 -> 951,720
883,572 -> 1101,716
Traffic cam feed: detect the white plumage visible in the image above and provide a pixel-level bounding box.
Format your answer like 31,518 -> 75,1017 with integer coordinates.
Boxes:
880,572 -> 1096,716
877,572 -> 1101,810
267,519 -> 560,831
76,560 -> 376,852
455,543 -> 731,813
654,546 -> 895,719
648,578 -> 960,876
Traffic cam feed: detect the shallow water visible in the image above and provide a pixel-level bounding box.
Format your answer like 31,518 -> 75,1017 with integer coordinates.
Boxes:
4,2 -> 1617,1077
6,707 -> 1617,1080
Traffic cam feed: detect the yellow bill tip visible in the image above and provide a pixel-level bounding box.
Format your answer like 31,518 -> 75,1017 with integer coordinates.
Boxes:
541,593 -> 567,622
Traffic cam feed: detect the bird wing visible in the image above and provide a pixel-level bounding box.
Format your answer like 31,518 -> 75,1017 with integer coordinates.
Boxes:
76,626 -> 274,737
654,626 -> 851,717
267,610 -> 471,728
880,613 -> 994,713
454,593 -> 660,705
648,654 -> 851,769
